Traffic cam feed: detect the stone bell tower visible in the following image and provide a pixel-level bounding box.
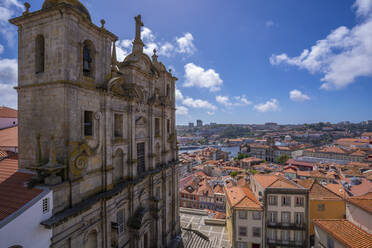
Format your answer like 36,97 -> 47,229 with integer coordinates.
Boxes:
10,0 -> 117,184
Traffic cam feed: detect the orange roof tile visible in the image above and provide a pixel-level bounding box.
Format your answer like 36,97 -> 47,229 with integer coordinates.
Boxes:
253,174 -> 302,189
347,192 -> 372,214
0,158 -> 42,221
0,106 -> 17,118
225,186 -> 262,210
325,183 -> 349,198
313,219 -> 372,248
0,126 -> 18,148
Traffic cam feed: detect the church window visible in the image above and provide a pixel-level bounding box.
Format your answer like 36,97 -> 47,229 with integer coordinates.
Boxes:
167,119 -> 170,134
84,111 -> 93,136
114,114 -> 123,137
137,142 -> 145,175
35,35 -> 45,74
166,84 -> 170,97
155,118 -> 160,137
83,40 -> 94,77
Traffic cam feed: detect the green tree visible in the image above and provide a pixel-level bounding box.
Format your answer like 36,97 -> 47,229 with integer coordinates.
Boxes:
230,171 -> 238,178
277,154 -> 290,165
237,152 -> 248,160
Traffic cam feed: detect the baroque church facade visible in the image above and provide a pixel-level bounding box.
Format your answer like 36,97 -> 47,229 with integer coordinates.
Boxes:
10,0 -> 180,247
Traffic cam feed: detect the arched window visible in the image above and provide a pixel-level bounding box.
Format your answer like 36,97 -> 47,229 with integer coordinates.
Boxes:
83,40 -> 94,77
35,35 -> 45,74
85,230 -> 97,248
166,84 -> 170,97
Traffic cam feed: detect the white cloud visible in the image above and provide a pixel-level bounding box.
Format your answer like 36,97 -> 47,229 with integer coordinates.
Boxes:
207,111 -> 215,116
289,89 -> 310,102
116,27 -> 195,60
182,97 -> 217,110
0,0 -> 23,46
0,57 -> 18,108
266,20 -> 275,28
141,27 -> 155,42
0,58 -> 17,84
0,44 -> 3,54
176,33 -> 196,54
216,96 -> 231,106
176,105 -> 188,115
183,63 -> 223,92
216,95 -> 252,107
354,0 -> 372,17
159,42 -> 174,57
270,0 -> 372,90
233,95 -> 252,105
254,99 -> 280,112
175,88 -> 184,101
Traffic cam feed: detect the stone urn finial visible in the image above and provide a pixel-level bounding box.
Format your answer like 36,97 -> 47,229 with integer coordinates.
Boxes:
23,2 -> 31,15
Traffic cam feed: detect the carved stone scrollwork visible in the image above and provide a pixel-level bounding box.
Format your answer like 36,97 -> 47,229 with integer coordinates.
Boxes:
69,141 -> 94,177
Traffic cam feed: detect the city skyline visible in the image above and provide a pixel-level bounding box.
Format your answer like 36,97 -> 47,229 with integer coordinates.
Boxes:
1,0 -> 372,125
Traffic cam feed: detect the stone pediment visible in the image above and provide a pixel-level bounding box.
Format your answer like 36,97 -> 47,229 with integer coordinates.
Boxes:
121,52 -> 159,76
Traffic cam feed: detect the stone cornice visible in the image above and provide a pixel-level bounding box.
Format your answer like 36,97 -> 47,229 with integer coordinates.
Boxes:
9,3 -> 117,41
41,160 -> 180,228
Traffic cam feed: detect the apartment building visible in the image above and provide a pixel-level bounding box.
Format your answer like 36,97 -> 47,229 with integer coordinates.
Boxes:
250,174 -> 310,248
225,186 -> 263,248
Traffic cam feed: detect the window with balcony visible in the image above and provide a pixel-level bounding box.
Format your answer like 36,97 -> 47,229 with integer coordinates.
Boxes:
295,196 -> 304,207
252,211 -> 261,220
282,196 -> 291,207
268,229 -> 276,240
239,226 -> 247,237
295,231 -> 303,242
268,211 -> 277,223
239,211 -> 247,219
295,212 -> 303,225
281,212 -> 291,224
252,227 -> 261,237
281,230 -> 290,241
268,195 -> 277,206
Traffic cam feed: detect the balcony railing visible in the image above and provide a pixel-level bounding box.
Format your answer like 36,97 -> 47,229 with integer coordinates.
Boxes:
267,238 -> 305,247
267,221 -> 306,230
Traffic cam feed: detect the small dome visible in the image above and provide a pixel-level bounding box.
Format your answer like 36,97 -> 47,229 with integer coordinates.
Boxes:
42,0 -> 91,21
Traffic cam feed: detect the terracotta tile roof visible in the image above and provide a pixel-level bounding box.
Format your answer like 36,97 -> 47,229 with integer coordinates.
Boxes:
313,219 -> 372,248
240,157 -> 264,163
347,192 -> 372,214
225,186 -> 262,210
308,181 -> 343,200
0,126 -> 18,148
325,183 -> 350,198
286,159 -> 315,168
296,178 -> 315,189
0,158 -> 42,221
253,174 -> 302,189
0,106 -> 17,118
343,178 -> 372,196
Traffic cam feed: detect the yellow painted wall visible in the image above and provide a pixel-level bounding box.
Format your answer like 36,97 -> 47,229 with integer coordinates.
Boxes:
226,201 -> 233,246
309,200 -> 346,235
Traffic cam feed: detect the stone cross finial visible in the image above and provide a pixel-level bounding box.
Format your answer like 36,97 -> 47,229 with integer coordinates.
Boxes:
153,48 -> 157,55
134,15 -> 144,41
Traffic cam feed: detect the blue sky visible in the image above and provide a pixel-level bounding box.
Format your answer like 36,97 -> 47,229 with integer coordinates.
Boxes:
1,0 -> 372,124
